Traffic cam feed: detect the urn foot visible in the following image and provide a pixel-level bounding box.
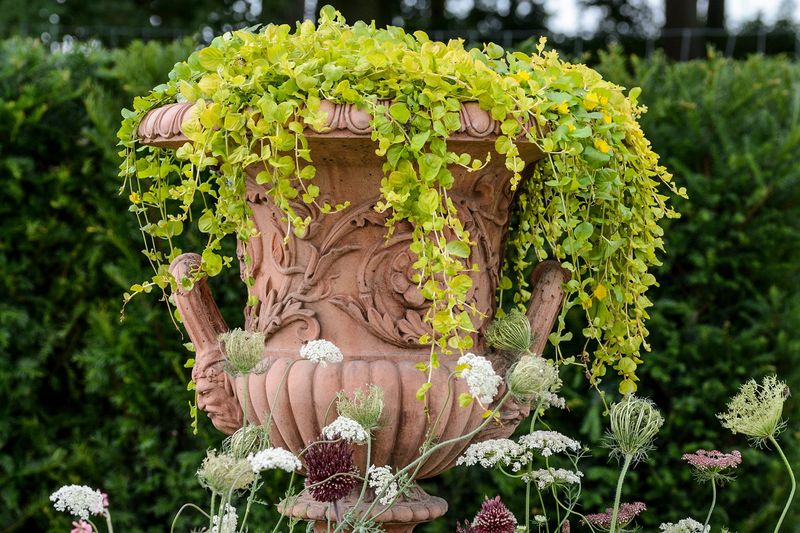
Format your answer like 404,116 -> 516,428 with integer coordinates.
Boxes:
283,484 -> 447,532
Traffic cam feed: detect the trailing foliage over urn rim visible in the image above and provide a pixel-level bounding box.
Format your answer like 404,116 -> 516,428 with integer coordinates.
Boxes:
118,6 -> 684,393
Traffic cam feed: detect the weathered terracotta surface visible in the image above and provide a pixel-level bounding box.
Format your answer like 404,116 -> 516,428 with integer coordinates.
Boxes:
140,100 -> 568,531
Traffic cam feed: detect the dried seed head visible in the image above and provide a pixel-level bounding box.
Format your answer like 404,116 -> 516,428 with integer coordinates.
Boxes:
336,385 -> 384,432
224,424 -> 270,459
717,375 -> 789,445
605,395 -> 664,463
197,450 -> 256,495
218,328 -> 266,376
485,309 -> 534,355
506,355 -> 562,404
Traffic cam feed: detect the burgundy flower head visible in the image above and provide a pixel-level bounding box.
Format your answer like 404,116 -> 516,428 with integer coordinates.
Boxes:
583,501 -> 646,529
303,434 -> 359,502
472,496 -> 517,533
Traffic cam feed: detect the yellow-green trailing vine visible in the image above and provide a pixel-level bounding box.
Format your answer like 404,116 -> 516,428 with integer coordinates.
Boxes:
117,6 -> 685,397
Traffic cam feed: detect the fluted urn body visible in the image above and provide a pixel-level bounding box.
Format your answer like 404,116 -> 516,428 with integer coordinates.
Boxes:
138,100 -> 568,531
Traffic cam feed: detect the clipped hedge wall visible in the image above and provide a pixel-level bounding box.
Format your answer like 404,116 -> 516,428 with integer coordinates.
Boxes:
1,39 -> 798,532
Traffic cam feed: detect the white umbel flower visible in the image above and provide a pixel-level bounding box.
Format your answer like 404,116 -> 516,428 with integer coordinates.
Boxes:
49,485 -> 105,520
300,339 -> 344,367
534,515 -> 547,524
247,447 -> 301,473
659,518 -> 709,533
523,467 -> 583,489
519,430 -> 582,457
457,352 -> 502,405
456,438 -> 530,471
367,465 -> 399,505
211,504 -> 238,533
322,416 -> 369,444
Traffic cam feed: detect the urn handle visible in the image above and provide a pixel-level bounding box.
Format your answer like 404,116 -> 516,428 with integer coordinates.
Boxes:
525,260 -> 570,357
477,260 -> 569,442
169,253 -> 242,434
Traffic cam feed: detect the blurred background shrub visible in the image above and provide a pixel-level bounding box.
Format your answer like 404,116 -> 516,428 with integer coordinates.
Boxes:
0,38 -> 797,532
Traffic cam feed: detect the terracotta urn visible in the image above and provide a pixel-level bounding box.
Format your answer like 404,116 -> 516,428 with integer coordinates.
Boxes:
137,100 -> 568,532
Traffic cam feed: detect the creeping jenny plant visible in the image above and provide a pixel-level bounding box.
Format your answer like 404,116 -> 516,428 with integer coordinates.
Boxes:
118,7 -> 684,394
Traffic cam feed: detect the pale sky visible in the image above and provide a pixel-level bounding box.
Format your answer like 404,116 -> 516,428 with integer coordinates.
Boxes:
546,0 -> 797,35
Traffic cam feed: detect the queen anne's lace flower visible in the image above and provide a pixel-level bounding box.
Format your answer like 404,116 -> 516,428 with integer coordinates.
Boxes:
367,465 -> 399,505
523,468 -> 583,489
519,431 -> 581,457
456,438 -> 529,471
717,375 -> 789,443
300,339 -> 344,367
457,353 -> 502,405
322,416 -> 369,444
50,485 -> 105,520
211,504 -> 238,533
247,447 -> 301,473
659,518 -> 709,533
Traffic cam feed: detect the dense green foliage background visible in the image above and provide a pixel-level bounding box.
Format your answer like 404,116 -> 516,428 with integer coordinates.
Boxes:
0,38 -> 797,532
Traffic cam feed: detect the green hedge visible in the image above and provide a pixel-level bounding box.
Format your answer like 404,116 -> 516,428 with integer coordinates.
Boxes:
1,39 -> 798,532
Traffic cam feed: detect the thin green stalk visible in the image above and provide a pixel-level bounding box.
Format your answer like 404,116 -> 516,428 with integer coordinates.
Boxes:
209,493 -> 217,529
238,480 -> 261,533
241,376 -> 249,427
769,436 -> 797,533
608,454 -> 632,533
350,437 -> 373,513
551,485 -> 561,527
524,399 -> 545,532
344,392 -> 512,530
103,510 -> 114,533
536,488 -> 550,533
703,480 -> 717,530
525,479 -> 532,533
86,519 -> 100,533
170,503 -> 211,533
270,472 -> 297,533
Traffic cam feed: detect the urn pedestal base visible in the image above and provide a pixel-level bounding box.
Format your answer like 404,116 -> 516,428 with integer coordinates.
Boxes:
283,484 -> 447,532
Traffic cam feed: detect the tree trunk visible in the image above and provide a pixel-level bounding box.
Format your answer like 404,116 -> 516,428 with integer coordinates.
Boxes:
706,0 -> 725,29
663,0 -> 699,60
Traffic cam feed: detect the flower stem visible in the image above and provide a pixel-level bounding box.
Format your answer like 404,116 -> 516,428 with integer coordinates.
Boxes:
769,436 -> 797,533
608,454 -> 632,533
524,400 -> 545,532
104,510 -> 114,533
703,480 -> 717,530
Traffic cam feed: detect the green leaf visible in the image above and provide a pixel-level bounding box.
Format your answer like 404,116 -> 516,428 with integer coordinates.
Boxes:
619,379 -> 637,395
419,153 -> 443,181
197,47 -> 224,70
574,221 -> 594,241
446,240 -> 471,258
416,381 -> 433,400
389,103 -> 411,123
202,249 -> 223,277
410,131 -> 430,151
458,393 -> 474,408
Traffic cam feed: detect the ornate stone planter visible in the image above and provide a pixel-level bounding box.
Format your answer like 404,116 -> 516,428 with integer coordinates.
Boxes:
137,100 -> 568,532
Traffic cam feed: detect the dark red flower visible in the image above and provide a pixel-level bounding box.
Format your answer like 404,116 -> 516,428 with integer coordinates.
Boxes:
303,435 -> 359,503
472,496 -> 517,533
